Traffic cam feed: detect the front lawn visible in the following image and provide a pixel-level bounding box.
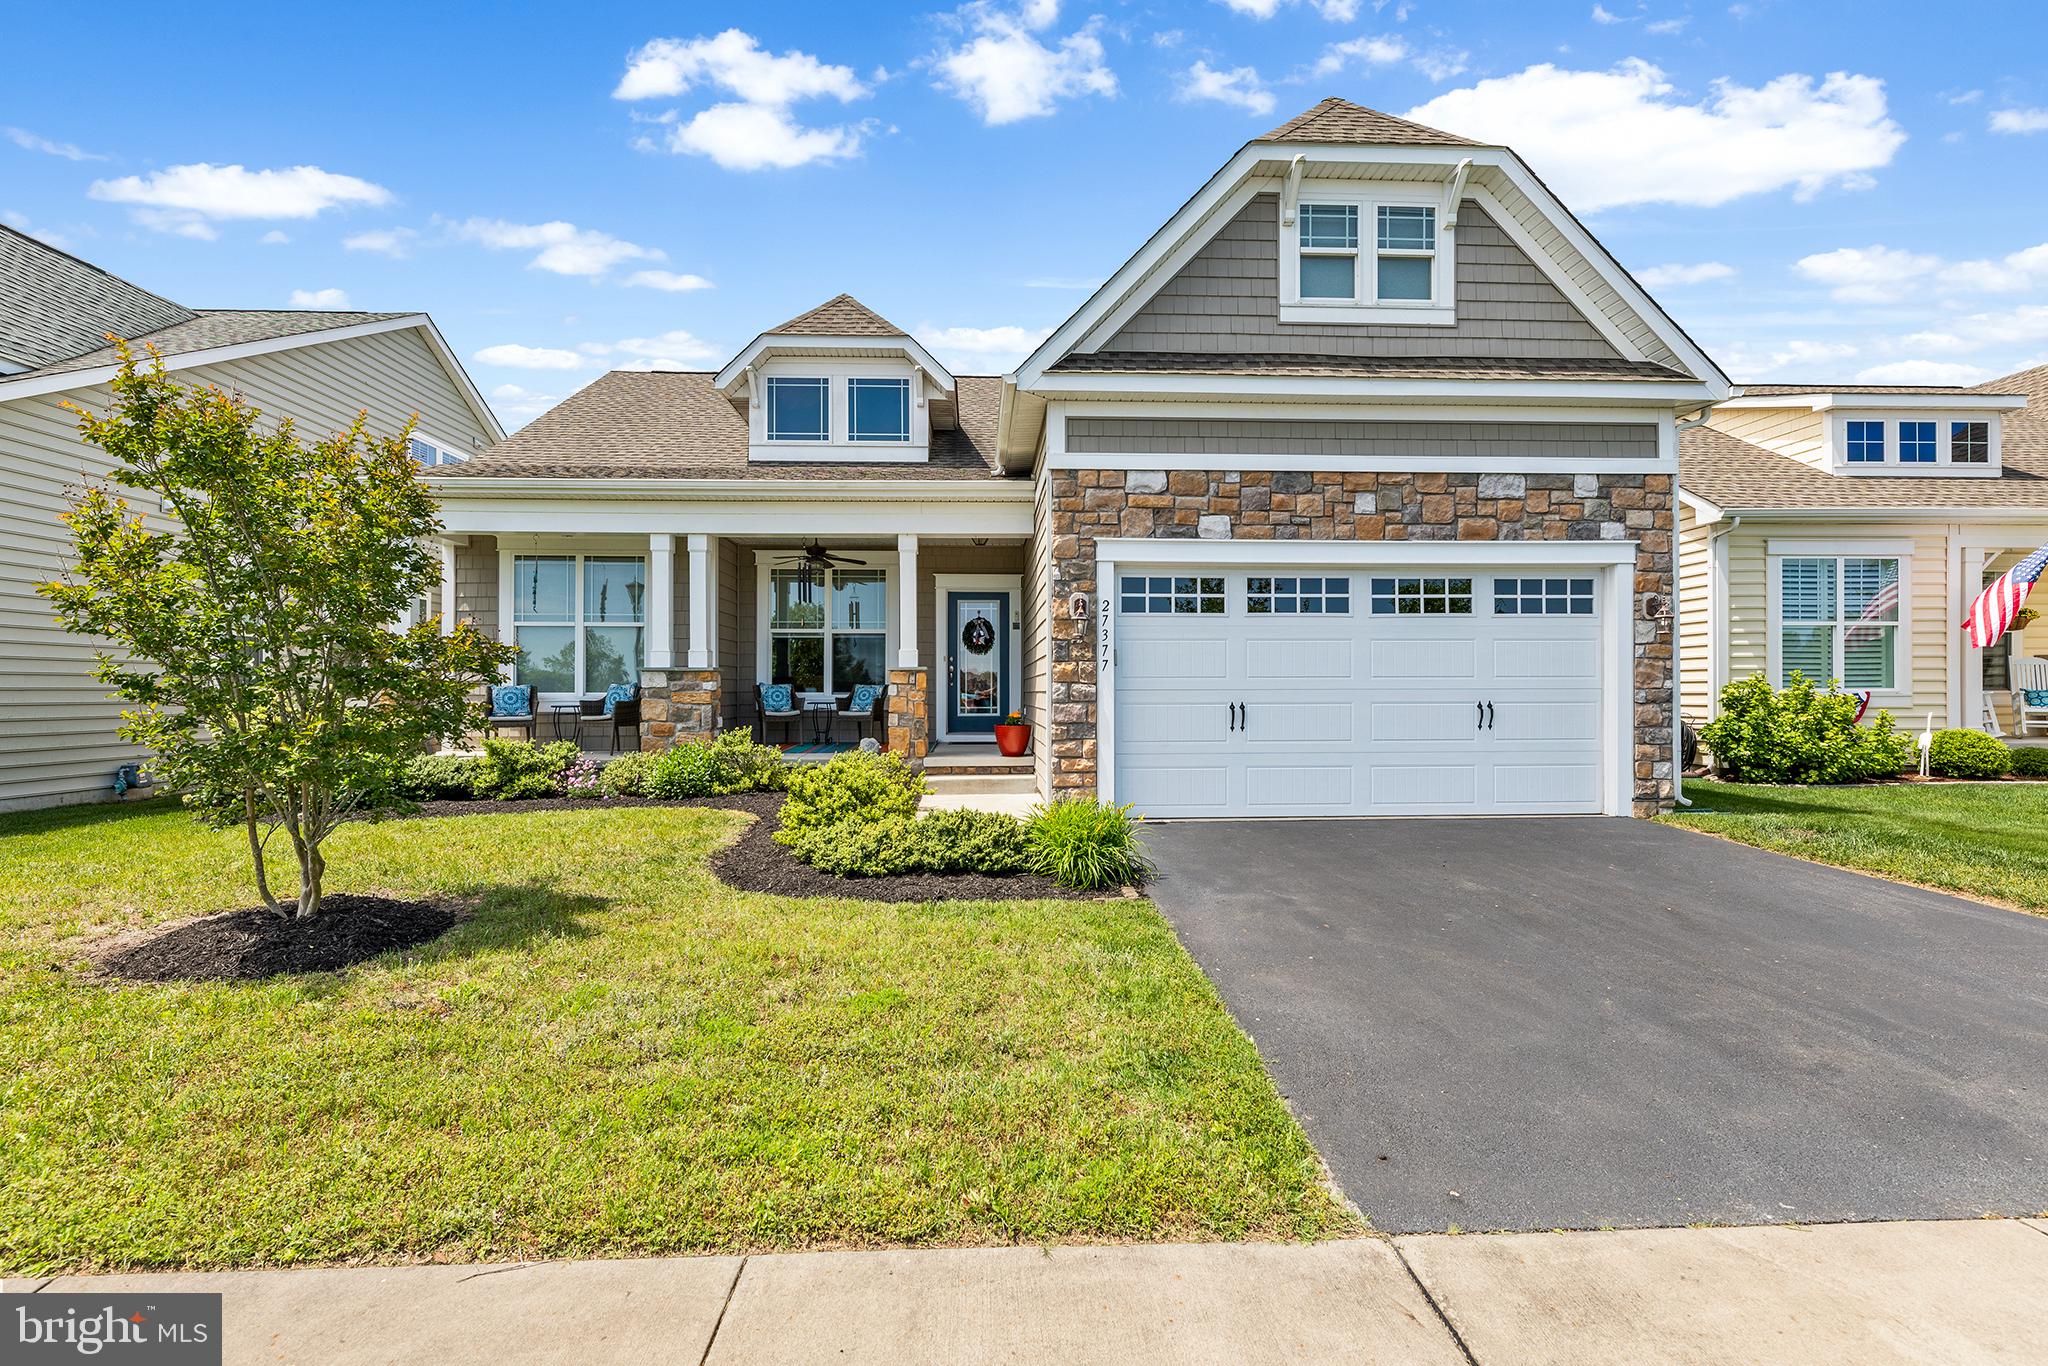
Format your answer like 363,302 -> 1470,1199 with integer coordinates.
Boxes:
1664,779 -> 2048,911
0,799 -> 1355,1274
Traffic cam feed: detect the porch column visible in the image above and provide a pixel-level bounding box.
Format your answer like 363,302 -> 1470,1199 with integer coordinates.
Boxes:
438,539 -> 458,636
1959,544 -> 1988,731
896,533 -> 920,668
687,533 -> 712,669
646,533 -> 675,669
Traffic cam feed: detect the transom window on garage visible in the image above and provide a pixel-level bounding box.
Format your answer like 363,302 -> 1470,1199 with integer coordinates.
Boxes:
1494,577 -> 1595,615
1247,576 -> 1351,615
1370,576 -> 1473,615
1120,575 -> 1224,614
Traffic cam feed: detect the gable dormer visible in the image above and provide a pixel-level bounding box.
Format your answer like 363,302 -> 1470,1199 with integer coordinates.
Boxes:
713,295 -> 956,464
1710,386 -> 2029,479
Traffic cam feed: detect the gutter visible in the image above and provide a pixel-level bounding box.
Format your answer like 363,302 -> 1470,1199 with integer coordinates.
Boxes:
426,475 -> 1035,501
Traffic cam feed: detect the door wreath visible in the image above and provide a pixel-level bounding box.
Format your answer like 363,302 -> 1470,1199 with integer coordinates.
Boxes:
961,616 -> 996,655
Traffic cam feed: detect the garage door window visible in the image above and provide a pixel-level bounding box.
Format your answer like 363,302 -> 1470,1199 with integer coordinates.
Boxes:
1121,575 -> 1224,614
1248,576 -> 1351,615
1494,577 -> 1595,615
1370,577 -> 1472,616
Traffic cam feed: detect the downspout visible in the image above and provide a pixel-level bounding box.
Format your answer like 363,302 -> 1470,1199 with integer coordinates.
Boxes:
1669,401 -> 1724,807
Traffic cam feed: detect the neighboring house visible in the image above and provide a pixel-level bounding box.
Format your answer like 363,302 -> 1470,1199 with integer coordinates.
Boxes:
0,225 -> 500,812
1676,370 -> 2046,738
434,98 -> 1728,818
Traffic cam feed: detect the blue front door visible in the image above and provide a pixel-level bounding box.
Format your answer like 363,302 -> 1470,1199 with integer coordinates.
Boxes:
947,591 -> 1010,735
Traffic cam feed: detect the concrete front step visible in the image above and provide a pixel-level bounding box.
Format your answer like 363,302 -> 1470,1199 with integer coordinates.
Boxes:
922,772 -> 1037,797
923,744 -> 1034,778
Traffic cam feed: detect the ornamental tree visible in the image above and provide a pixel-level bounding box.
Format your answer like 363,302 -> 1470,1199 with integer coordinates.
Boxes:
39,346 -> 513,918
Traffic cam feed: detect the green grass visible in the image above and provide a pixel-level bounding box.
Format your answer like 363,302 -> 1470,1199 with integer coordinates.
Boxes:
1663,779 -> 2048,911
0,798 -> 1356,1274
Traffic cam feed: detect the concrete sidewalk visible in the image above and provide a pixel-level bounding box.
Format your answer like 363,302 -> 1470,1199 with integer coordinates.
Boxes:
15,1218 -> 2048,1365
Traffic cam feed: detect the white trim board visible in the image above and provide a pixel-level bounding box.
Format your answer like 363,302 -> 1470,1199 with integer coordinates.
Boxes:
1089,537 -> 1639,568
931,574 -> 1025,744
716,332 -> 954,391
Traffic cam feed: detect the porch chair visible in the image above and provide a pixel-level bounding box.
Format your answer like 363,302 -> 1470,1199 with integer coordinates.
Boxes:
609,688 -> 642,753
486,683 -> 534,739
756,682 -> 801,745
837,682 -> 886,743
2012,656 -> 2048,736
580,683 -> 637,751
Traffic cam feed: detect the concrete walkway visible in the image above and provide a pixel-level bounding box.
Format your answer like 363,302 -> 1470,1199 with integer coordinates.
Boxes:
16,1218 -> 2048,1364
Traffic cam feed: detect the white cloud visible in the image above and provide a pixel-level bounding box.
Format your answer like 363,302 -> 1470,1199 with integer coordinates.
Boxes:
612,330 -> 720,366
1024,275 -> 1098,289
2,208 -> 71,249
1216,0 -> 1364,17
1636,261 -> 1736,287
88,163 -> 391,237
1405,62 -> 1905,210
474,343 -> 588,370
344,226 -> 418,257
624,268 -> 713,292
1899,306 -> 2048,357
913,323 -> 1056,373
488,383 -> 563,425
259,229 -> 289,245
1311,34 -> 1408,76
1990,107 -> 2048,135
616,30 -> 871,171
1645,16 -> 1690,34
1591,3 -> 1625,21
5,126 -> 107,161
1794,245 -> 1942,303
932,3 -> 1117,126
1178,61 -> 1274,116
450,217 -> 660,277
288,287 -> 350,308
1852,360 -> 1993,385
1945,89 -> 1983,106
1722,338 -> 1859,379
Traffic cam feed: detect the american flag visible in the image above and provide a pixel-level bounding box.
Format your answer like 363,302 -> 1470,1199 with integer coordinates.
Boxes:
1966,543 -> 2048,649
1844,575 -> 1899,647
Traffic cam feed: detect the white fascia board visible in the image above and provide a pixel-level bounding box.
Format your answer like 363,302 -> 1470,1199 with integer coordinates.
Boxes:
426,475 -> 1032,501
436,497 -> 1032,539
1677,487 -> 1725,523
413,315 -> 507,444
1033,373 -> 1716,403
1051,399 -> 1676,422
0,313 -> 446,403
1719,391 -> 2026,412
1685,503 -> 2048,523
1092,536 -> 1639,568
714,333 -> 954,391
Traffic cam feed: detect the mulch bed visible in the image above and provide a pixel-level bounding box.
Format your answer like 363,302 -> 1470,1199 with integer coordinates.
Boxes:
97,894 -> 462,983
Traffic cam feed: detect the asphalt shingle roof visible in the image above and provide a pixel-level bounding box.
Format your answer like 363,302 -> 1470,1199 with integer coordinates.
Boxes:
1736,383 -> 2016,397
1256,97 -> 1480,148
10,309 -> 411,382
0,224 -> 195,371
1049,351 -> 1693,382
766,294 -> 907,338
439,371 -> 1014,481
1680,423 -> 2048,511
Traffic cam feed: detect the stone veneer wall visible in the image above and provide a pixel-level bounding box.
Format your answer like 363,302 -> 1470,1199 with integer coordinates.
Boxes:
1045,468 -> 1676,815
886,667 -> 930,766
638,668 -> 721,751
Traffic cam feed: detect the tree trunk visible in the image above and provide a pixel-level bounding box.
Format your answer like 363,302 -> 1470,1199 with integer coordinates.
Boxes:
295,837 -> 324,918
242,787 -> 282,915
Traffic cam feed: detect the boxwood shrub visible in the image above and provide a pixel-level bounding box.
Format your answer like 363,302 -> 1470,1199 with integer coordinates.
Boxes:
598,751 -> 654,797
398,753 -> 484,801
1698,674 -> 1915,784
645,743 -> 717,799
2008,745 -> 2048,778
1927,728 -> 2011,779
781,808 -> 1031,877
475,738 -> 579,800
777,750 -> 924,834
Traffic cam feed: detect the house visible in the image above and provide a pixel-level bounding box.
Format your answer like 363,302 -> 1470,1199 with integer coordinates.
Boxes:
1676,369 -> 2047,739
434,97 -> 1729,818
0,225 -> 500,812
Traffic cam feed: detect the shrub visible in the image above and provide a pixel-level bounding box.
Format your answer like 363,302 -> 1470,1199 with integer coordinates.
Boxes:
2009,746 -> 2048,778
1928,728 -> 2011,779
777,750 -> 924,835
705,729 -> 787,794
561,758 -> 606,798
781,808 -> 1032,877
1697,674 -> 1915,784
397,753 -> 483,802
646,742 -> 717,800
1026,798 -> 1153,891
475,738 -> 578,800
599,750 -> 654,797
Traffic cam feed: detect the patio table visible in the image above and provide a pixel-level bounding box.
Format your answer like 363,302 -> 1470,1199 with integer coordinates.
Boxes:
547,702 -> 581,741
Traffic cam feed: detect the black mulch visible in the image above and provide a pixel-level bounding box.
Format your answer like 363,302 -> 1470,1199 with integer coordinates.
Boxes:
395,791 -> 1095,903
97,895 -> 461,983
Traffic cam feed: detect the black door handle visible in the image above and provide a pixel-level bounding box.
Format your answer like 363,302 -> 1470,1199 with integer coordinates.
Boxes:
1476,701 -> 1484,731
1228,702 -> 1238,731
1239,701 -> 1247,732
1487,701 -> 1495,730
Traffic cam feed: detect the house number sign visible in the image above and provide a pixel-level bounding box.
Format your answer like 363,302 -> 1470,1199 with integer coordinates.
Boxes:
1097,592 -> 1112,676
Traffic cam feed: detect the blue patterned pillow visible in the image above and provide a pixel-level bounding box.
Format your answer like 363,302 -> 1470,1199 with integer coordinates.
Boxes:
761,682 -> 793,712
602,682 -> 636,716
847,683 -> 881,712
2026,689 -> 2048,708
491,683 -> 531,717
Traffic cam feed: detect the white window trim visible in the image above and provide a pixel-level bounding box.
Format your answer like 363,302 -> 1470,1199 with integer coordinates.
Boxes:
748,358 -> 930,462
501,548 -> 651,701
410,431 -> 471,467
1766,544 -> 1912,698
751,550 -> 901,699
1820,413 -> 2002,478
1278,182 -> 1455,327
848,376 -> 913,444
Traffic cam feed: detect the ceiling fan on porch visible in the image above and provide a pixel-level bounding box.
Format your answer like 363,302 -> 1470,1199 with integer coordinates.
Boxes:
774,542 -> 868,601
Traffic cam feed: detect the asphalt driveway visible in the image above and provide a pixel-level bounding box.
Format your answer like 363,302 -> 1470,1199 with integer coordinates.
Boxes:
1144,816 -> 2048,1234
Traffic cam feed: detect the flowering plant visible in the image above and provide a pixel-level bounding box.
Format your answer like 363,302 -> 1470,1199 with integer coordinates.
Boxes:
562,758 -> 606,798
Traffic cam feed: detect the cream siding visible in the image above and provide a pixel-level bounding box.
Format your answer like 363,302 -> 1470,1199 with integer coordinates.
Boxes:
1676,505 -> 1713,719
1706,407 -> 1826,468
0,324 -> 491,811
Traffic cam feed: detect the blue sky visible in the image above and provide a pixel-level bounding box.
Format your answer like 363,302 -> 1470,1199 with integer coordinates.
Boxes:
5,0 -> 2046,427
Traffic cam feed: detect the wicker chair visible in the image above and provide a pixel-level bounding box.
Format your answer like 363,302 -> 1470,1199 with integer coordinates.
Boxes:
837,682 -> 886,743
756,682 -> 801,744
487,683 -> 534,739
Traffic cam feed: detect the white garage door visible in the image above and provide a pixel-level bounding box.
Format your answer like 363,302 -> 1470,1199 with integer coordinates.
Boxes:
1110,568 -> 1610,818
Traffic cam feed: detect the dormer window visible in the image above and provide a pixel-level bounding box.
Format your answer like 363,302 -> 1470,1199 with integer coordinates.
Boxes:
1953,422 -> 1990,464
766,377 -> 830,442
1280,183 -> 1454,325
1298,204 -> 1358,299
1846,420 -> 1885,463
1375,205 -> 1436,302
1899,421 -> 1936,463
849,377 -> 911,443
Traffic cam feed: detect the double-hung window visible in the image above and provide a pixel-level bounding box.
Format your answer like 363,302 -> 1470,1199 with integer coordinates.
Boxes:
1899,421 -> 1936,464
1845,420 -> 1886,463
512,553 -> 646,695
1778,555 -> 1899,690
848,378 -> 910,442
1952,421 -> 1990,464
409,436 -> 467,467
1375,205 -> 1436,302
768,568 -> 888,694
766,377 -> 830,442
1297,203 -> 1358,300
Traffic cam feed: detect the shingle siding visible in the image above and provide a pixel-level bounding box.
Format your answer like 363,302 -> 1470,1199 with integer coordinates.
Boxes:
1101,195 -> 1621,361
1066,417 -> 1658,461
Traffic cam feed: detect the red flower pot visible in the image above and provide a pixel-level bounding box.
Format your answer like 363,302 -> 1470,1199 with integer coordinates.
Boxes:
994,723 -> 1031,757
